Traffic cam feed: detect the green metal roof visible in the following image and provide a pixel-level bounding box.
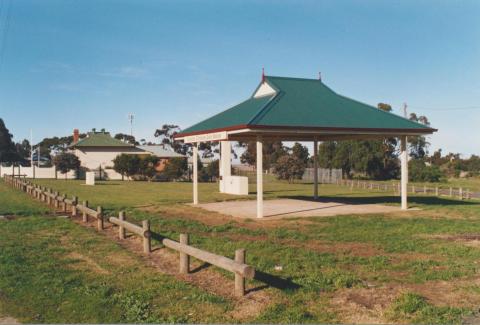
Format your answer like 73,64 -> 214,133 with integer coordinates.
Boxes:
71,131 -> 133,147
177,76 -> 435,137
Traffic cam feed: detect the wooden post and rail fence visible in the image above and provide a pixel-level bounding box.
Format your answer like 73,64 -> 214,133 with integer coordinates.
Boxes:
334,178 -> 479,200
2,174 -> 254,296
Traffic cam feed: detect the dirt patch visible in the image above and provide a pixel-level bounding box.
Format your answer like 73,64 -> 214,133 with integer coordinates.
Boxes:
431,234 -> 480,248
331,276 -> 480,324
70,216 -> 272,321
66,252 -> 110,275
0,316 -> 20,324
330,287 -> 395,324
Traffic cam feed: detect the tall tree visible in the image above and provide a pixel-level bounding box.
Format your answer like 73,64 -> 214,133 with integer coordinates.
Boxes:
114,133 -> 138,145
15,139 -> 30,159
408,113 -> 430,159
0,118 -> 18,163
291,142 -> 309,165
38,132 -> 86,158
237,140 -> 287,170
154,124 -> 218,158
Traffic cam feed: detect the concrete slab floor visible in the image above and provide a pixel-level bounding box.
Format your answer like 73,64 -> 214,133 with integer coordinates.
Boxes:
194,198 -> 415,219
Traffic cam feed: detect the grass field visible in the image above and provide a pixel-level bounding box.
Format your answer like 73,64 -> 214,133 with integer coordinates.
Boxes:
2,178 -> 480,323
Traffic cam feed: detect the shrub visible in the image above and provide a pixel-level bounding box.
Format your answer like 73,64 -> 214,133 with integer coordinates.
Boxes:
409,159 -> 445,182
113,154 -> 141,180
160,157 -> 188,181
53,152 -> 80,179
272,154 -> 306,183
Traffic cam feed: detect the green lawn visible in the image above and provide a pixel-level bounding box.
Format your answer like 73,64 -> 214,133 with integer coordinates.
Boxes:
3,178 -> 480,323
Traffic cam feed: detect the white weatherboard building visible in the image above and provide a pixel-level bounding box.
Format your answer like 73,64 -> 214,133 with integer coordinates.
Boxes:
70,129 -> 186,180
69,129 -> 146,180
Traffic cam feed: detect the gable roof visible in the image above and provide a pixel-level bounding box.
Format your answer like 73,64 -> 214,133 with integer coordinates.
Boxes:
176,76 -> 436,138
71,131 -> 134,148
138,145 -> 186,158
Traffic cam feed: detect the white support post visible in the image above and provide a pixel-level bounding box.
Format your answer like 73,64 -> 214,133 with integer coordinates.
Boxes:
193,143 -> 199,205
256,136 -> 263,218
400,136 -> 408,210
219,141 -> 231,193
313,138 -> 318,200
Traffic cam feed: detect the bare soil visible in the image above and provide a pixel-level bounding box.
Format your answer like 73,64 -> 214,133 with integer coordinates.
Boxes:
0,317 -> 20,324
331,276 -> 480,324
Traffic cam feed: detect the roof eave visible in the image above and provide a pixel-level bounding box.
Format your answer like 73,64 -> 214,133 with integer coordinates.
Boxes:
174,124 -> 436,141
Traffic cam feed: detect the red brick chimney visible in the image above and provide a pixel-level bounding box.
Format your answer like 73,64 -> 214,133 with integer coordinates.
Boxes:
73,129 -> 79,143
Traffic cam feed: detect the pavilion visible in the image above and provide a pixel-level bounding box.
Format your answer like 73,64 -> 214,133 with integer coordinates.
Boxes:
174,74 -> 437,218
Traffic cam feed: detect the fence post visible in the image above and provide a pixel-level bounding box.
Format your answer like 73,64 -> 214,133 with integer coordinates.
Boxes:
54,192 -> 59,208
63,195 -> 68,213
435,187 -> 439,196
82,201 -> 88,222
459,188 -> 463,200
97,206 -> 104,230
179,233 -> 189,273
119,211 -> 126,239
424,185 -> 427,195
142,220 -> 151,253
235,249 -> 246,297
449,187 -> 453,197
71,196 -> 78,217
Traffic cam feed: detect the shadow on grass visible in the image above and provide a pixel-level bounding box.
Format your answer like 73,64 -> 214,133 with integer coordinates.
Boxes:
250,270 -> 301,293
281,195 -> 480,207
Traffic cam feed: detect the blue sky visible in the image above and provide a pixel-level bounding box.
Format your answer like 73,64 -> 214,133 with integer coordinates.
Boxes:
0,0 -> 479,156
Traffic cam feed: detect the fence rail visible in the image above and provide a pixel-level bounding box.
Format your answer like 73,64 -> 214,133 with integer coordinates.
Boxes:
2,174 -> 254,296
335,178 -> 480,200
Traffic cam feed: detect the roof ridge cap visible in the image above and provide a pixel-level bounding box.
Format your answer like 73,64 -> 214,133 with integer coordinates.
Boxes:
266,75 -> 322,82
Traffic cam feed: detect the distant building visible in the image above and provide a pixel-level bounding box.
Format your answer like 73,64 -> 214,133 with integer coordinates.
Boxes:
137,145 -> 186,172
69,129 -> 185,179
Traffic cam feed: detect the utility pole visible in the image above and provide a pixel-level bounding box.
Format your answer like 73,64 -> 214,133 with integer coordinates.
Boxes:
127,113 -> 134,136
403,103 -> 408,118
30,129 -> 33,166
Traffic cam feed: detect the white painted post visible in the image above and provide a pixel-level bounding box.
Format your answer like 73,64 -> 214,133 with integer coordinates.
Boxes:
219,141 -> 231,193
313,138 -> 318,200
400,136 -> 408,210
256,136 -> 263,218
193,143 -> 199,205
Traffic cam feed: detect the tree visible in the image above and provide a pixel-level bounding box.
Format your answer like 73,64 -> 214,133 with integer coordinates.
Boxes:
38,132 -> 86,159
291,142 -> 309,165
272,154 -> 306,183
138,155 -> 159,181
53,153 -> 80,180
113,154 -> 141,180
0,118 -> 19,164
408,113 -> 430,159
15,139 -> 30,160
237,140 -> 287,170
199,159 -> 219,182
409,159 -> 444,182
154,124 -> 218,158
114,133 -> 138,145
161,157 -> 188,181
